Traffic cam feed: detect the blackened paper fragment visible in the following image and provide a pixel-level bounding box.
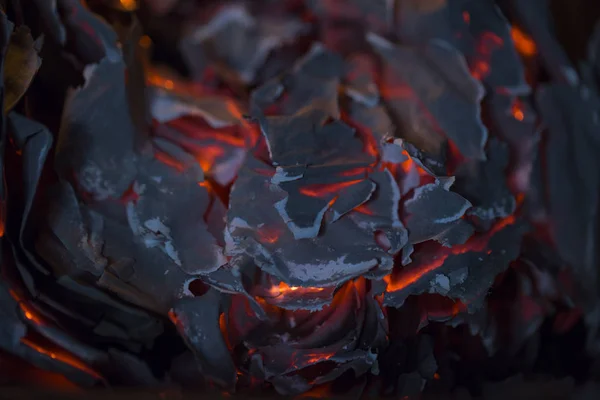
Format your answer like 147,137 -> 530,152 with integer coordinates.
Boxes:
37,180 -> 108,278
404,177 -> 474,247
170,289 -> 237,389
384,220 -> 528,308
181,4 -> 307,84
56,57 -> 138,200
508,0 -> 579,85
454,139 -> 516,222
343,54 -> 380,108
124,156 -> 227,275
7,114 -> 54,274
226,157 -> 406,291
0,281 -> 26,350
32,0 -> 120,65
394,0 -> 455,46
0,13 -> 11,245
307,0 -> 395,35
369,33 -> 488,161
486,94 -> 538,194
3,26 -> 42,112
535,84 -> 600,300
239,280 -> 386,395
458,0 -> 530,93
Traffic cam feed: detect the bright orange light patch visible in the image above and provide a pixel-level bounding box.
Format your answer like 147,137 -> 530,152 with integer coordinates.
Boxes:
290,350 -> 334,368
259,227 -> 281,244
511,98 -> 525,121
511,27 -> 537,57
119,0 -> 138,11
268,282 -> 325,297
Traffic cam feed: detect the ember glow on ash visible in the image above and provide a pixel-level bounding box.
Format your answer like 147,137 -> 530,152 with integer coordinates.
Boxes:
1,0 -> 596,398
511,98 -> 525,121
511,27 -> 537,57
20,338 -> 101,381
384,215 -> 517,293
267,281 -> 325,297
298,179 -> 363,198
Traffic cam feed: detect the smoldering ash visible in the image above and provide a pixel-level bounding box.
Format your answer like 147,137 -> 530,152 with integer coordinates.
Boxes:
1,0 -> 599,398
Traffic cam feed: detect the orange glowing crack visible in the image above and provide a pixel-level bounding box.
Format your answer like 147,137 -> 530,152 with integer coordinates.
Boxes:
299,179 -> 363,198
154,150 -> 185,172
268,282 -> 325,297
219,313 -> 233,351
354,204 -> 374,216
399,149 -> 428,176
385,215 -> 516,292
511,27 -> 537,57
165,118 -> 248,148
20,338 -> 101,380
338,167 -> 368,178
291,351 -> 334,368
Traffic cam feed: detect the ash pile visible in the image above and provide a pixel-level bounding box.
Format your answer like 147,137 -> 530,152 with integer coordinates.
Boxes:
1,0 -> 600,399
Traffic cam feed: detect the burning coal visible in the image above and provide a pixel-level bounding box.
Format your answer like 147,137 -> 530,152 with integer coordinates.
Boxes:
1,0 -> 600,398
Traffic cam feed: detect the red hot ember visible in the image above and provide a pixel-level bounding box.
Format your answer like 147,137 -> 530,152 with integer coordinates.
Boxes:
1,0 -> 600,398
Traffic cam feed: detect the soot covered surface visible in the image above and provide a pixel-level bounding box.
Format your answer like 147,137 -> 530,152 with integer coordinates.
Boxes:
1,0 -> 600,398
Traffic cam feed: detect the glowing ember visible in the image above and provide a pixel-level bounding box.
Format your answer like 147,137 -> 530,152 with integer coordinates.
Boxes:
267,282 -> 325,297
384,215 -> 517,292
511,98 -> 525,121
511,27 -> 537,57
298,179 -> 363,198
20,338 -> 101,380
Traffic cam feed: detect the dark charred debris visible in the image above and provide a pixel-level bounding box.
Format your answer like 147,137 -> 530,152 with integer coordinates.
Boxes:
1,0 -> 600,399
